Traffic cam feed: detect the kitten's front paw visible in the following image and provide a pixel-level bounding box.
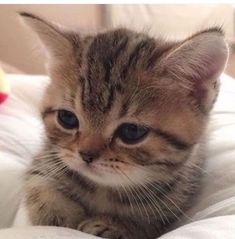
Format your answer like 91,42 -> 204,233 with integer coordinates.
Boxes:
78,218 -> 127,239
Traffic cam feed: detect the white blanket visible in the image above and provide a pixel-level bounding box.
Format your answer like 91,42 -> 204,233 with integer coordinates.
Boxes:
0,74 -> 235,238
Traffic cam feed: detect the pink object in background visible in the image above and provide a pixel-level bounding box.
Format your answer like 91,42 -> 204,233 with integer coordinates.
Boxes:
0,68 -> 10,104
0,93 -> 8,104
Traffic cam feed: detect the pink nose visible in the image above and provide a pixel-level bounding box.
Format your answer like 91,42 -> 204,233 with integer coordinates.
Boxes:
79,150 -> 100,163
78,133 -> 105,163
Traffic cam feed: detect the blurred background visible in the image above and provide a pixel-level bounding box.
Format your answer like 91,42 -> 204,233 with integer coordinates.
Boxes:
0,4 -> 235,77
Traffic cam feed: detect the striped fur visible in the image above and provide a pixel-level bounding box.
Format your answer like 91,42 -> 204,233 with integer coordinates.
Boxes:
20,12 -> 228,239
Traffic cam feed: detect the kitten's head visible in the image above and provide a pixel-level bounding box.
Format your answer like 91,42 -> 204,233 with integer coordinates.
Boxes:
20,12 -> 228,187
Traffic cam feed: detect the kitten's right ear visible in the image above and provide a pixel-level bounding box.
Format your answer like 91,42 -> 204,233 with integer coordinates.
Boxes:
19,12 -> 73,58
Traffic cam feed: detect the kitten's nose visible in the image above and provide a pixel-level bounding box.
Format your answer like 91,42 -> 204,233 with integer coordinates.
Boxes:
79,150 -> 100,163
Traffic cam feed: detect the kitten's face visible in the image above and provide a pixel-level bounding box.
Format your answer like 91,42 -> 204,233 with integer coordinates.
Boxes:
21,13 -> 228,187
43,82 -> 203,187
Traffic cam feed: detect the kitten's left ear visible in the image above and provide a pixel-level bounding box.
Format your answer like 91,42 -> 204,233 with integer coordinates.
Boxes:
161,28 -> 229,112
19,12 -> 74,59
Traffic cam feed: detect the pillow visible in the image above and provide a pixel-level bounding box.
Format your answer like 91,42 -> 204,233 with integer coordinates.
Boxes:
0,75 -> 48,228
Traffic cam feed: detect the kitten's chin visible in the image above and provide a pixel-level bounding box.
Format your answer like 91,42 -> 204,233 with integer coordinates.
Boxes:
66,160 -> 148,187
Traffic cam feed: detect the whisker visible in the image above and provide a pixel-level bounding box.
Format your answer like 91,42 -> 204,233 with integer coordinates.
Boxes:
113,169 -> 135,216
124,161 -> 193,222
138,181 -> 168,225
146,180 -> 193,222
116,168 -> 144,220
118,168 -> 151,223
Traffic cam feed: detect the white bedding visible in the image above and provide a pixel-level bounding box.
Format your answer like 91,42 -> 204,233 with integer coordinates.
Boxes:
0,73 -> 235,238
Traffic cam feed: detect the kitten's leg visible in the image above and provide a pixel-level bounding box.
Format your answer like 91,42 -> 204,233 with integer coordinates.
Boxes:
25,178 -> 85,228
78,216 -> 131,239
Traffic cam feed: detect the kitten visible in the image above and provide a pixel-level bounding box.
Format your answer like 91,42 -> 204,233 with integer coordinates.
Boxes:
19,12 -> 228,239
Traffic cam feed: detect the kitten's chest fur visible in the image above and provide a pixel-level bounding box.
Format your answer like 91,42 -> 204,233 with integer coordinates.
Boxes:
55,170 -> 139,219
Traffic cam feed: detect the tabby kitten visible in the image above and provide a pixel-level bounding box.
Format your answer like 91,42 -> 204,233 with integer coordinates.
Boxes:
20,12 -> 228,239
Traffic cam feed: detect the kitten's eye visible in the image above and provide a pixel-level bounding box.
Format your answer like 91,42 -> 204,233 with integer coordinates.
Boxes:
117,123 -> 149,144
57,110 -> 79,129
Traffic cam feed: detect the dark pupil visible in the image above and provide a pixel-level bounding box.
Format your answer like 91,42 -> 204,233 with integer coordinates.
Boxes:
58,110 -> 79,129
118,123 -> 148,144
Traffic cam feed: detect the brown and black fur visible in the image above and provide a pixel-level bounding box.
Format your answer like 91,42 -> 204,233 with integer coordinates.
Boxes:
20,12 -> 228,239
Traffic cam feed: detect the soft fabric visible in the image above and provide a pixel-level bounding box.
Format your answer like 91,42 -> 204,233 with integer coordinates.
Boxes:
0,75 -> 48,228
1,216 -> 235,239
0,73 -> 235,238
2,215 -> 235,239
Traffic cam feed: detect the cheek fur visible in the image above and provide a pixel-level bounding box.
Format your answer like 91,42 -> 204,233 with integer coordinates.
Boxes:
116,138 -> 191,179
117,137 -> 177,165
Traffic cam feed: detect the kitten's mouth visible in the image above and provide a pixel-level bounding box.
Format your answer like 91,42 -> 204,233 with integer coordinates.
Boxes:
80,160 -> 133,183
86,162 -> 121,175
67,158 -> 146,187
80,161 -> 139,187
